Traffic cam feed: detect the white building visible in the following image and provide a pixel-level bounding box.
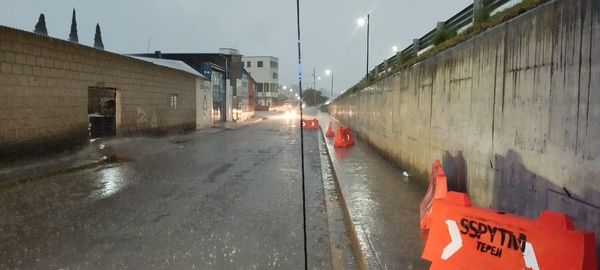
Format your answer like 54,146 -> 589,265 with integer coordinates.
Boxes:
242,56 -> 279,106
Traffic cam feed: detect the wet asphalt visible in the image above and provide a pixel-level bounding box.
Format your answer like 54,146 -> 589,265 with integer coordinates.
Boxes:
0,111 -> 334,269
314,112 -> 430,270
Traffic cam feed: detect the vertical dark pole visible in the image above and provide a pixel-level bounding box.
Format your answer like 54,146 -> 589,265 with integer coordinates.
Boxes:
331,71 -> 334,98
313,68 -> 316,106
366,14 -> 370,79
295,0 -> 308,269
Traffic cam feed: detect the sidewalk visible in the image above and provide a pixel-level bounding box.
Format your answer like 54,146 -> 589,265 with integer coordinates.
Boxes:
316,112 -> 430,269
0,117 -> 263,187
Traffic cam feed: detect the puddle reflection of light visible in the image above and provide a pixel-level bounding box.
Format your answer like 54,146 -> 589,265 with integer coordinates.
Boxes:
93,166 -> 127,199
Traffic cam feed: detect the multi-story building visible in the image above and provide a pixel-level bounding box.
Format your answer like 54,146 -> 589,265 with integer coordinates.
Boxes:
242,56 -> 279,107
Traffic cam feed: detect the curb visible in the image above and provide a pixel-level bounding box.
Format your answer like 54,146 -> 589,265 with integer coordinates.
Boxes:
317,127 -> 369,270
0,159 -> 105,189
213,117 -> 263,130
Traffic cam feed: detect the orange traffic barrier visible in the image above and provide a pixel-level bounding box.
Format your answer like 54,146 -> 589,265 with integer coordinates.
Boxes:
301,119 -> 319,130
420,160 -> 597,270
334,127 -> 355,148
325,122 -> 336,138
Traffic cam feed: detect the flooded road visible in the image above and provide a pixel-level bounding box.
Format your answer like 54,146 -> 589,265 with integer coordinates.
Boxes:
313,110 -> 430,269
0,111 -> 334,269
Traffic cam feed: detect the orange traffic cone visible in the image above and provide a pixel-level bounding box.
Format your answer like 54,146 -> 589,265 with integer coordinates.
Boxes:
325,122 -> 335,138
344,127 -> 355,146
334,127 -> 355,148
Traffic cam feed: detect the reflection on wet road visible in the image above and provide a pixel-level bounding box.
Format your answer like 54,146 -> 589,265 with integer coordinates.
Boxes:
94,165 -> 127,199
0,110 -> 333,269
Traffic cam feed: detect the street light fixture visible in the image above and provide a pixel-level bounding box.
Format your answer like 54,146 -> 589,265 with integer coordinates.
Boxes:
357,14 -> 370,78
392,46 -> 399,53
356,17 -> 366,27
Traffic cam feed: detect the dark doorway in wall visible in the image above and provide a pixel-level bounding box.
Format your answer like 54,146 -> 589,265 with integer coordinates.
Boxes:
88,87 -> 116,139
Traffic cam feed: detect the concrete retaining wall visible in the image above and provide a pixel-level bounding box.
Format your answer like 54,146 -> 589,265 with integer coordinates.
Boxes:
0,26 -> 209,155
331,0 -> 600,248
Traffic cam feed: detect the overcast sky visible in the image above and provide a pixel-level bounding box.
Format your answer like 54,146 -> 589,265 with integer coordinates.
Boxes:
2,0 -> 472,96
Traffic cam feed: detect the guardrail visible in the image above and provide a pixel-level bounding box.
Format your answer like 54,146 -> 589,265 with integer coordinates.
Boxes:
369,0 -> 513,77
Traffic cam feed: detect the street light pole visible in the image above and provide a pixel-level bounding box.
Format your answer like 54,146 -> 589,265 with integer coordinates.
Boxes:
218,54 -> 229,121
331,71 -> 334,98
357,14 -> 370,79
366,14 -> 370,79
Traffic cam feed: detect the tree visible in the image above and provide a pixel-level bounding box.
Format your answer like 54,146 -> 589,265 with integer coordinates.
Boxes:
94,23 -> 104,50
34,14 -> 48,36
69,8 -> 78,43
302,89 -> 329,106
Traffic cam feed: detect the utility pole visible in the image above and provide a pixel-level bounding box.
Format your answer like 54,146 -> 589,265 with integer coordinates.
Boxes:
313,68 -> 316,106
218,54 -> 229,121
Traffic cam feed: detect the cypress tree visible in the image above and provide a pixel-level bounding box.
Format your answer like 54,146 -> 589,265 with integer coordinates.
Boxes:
93,23 -> 104,50
69,9 -> 78,43
34,14 -> 48,36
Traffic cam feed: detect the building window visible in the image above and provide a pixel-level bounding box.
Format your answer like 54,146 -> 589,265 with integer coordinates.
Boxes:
270,61 -> 278,68
264,83 -> 269,92
273,72 -> 278,79
171,94 -> 178,109
270,83 -> 278,92
256,83 -> 263,92
247,61 -> 251,68
257,61 -> 263,68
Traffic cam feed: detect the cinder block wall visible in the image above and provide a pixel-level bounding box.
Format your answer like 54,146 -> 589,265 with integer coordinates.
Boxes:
331,0 -> 600,248
0,26 -> 199,154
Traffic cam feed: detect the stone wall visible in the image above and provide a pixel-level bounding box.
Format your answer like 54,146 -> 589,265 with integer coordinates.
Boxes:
0,26 -> 204,155
330,0 -> 600,248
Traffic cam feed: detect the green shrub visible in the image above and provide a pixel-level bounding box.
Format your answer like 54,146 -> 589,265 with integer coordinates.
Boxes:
433,26 -> 457,46
474,6 -> 492,25
399,51 -> 416,64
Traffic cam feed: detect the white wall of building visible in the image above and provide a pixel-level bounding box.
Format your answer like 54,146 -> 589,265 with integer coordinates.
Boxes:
196,78 -> 213,129
242,56 -> 279,106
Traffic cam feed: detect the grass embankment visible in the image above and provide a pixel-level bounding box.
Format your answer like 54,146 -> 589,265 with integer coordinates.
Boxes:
338,0 -> 546,99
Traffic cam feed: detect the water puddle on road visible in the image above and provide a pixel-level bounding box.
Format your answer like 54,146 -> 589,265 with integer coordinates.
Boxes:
90,165 -> 128,199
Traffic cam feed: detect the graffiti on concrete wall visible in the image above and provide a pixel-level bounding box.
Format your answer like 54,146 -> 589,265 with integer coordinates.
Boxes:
136,107 -> 158,129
